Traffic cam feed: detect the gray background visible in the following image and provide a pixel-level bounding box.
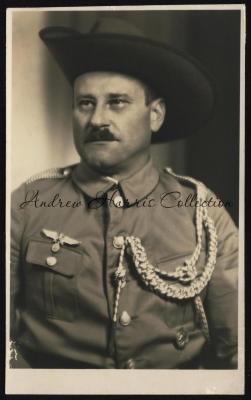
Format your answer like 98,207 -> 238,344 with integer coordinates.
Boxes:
11,10 -> 240,224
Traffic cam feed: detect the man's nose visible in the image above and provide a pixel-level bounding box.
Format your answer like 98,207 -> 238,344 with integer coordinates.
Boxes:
90,104 -> 109,127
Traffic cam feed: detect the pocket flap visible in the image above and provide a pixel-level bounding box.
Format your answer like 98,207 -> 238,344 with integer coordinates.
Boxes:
26,239 -> 82,277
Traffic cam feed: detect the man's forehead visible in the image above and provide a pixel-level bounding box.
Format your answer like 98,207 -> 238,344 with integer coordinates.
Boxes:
73,71 -> 146,94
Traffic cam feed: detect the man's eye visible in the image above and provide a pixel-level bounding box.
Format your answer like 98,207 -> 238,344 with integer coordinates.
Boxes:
109,99 -> 128,108
78,100 -> 95,110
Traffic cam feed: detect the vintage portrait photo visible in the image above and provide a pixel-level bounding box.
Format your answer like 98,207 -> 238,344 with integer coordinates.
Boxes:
6,4 -> 245,395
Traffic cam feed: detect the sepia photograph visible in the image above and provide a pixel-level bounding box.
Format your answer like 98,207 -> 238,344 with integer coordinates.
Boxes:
6,4 -> 244,395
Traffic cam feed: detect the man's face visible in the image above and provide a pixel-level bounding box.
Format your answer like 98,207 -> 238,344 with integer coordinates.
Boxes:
72,72 -> 163,174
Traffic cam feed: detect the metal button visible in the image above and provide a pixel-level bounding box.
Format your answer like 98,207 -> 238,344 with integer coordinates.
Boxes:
46,256 -> 57,267
175,327 -> 189,350
63,168 -> 70,176
113,195 -> 124,208
124,358 -> 135,369
113,236 -> 124,249
119,311 -> 131,326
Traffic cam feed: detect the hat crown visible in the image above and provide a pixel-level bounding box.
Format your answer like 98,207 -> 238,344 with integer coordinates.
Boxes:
89,17 -> 145,38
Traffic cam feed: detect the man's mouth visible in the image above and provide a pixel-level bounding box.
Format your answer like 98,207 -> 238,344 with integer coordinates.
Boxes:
85,129 -> 118,143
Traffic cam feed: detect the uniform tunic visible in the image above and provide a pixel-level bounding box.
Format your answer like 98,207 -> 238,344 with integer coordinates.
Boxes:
10,159 -> 238,369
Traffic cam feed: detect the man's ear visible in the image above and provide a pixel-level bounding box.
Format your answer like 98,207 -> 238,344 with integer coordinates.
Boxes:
150,98 -> 166,132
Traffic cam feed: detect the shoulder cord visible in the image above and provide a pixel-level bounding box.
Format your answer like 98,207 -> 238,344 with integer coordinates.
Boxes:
113,242 -> 127,322
113,168 -> 218,341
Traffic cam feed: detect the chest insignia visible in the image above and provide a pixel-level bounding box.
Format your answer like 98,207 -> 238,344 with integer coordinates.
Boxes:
41,229 -> 81,252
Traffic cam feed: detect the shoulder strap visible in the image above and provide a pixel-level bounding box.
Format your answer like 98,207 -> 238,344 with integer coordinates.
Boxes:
164,167 -> 208,200
25,165 -> 73,185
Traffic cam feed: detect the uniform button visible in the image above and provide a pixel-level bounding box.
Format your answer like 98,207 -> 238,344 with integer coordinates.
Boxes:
175,327 -> 189,350
113,236 -> 124,249
113,195 -> 124,208
46,256 -> 57,267
124,358 -> 135,369
63,168 -> 70,176
119,311 -> 131,326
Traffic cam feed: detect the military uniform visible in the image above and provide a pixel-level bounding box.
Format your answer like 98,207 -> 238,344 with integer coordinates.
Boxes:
10,159 -> 238,369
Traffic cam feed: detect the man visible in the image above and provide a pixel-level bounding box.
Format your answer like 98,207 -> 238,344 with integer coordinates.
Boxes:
10,18 -> 238,369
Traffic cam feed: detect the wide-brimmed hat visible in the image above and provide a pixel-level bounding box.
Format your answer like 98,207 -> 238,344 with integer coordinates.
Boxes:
39,17 -> 215,143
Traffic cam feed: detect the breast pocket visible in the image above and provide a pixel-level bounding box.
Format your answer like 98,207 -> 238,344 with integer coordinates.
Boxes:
24,239 -> 82,322
156,251 -> 208,327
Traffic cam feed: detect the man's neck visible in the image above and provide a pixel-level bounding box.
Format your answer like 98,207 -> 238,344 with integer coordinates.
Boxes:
79,153 -> 151,182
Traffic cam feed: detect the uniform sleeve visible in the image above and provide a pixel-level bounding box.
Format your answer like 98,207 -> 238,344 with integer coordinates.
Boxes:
204,193 -> 238,369
10,184 -> 26,341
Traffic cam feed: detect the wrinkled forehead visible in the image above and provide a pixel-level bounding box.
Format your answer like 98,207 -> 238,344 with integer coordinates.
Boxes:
73,71 -> 147,96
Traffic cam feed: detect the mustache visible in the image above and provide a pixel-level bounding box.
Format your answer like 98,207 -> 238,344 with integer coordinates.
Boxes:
85,127 -> 118,143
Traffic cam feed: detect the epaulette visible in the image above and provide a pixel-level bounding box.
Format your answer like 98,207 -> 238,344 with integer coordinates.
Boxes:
25,166 -> 73,185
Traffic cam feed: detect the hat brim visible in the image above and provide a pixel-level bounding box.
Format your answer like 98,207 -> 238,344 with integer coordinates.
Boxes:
40,28 -> 215,143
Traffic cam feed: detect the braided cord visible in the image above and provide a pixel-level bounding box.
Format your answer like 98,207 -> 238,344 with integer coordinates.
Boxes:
194,295 -> 210,341
113,243 -> 127,322
126,223 -> 216,300
112,167 -> 218,341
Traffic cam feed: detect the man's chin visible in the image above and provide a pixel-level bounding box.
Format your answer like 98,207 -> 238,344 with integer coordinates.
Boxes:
82,152 -> 121,174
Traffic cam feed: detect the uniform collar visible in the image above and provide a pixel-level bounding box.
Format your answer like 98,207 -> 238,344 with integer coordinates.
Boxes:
72,158 -> 159,205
